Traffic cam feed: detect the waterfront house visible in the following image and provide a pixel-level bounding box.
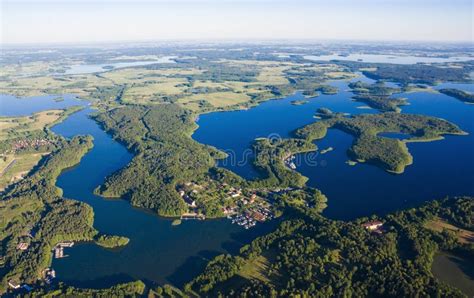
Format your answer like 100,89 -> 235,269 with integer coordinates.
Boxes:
8,280 -> 21,290
362,221 -> 383,231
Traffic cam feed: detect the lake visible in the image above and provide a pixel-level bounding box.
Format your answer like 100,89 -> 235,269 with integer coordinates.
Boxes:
304,53 -> 474,64
193,75 -> 474,220
0,95 -> 277,288
1,73 -> 473,287
63,56 -> 176,75
0,94 -> 86,116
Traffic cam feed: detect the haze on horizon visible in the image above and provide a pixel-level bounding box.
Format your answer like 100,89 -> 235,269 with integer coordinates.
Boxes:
1,0 -> 473,45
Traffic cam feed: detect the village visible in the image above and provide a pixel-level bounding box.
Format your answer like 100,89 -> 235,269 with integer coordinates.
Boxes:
176,180 -> 275,229
7,138 -> 53,154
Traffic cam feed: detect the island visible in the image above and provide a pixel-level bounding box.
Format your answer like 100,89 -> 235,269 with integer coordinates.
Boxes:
439,88 -> 474,104
295,109 -> 467,173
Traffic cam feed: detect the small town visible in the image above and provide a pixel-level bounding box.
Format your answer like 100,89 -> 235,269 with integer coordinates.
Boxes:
9,138 -> 53,153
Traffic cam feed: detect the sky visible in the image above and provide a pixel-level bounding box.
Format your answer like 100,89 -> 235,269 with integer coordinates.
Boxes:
1,0 -> 473,45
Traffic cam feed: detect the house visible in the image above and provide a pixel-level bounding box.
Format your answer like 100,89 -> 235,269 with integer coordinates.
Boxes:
8,280 -> 21,289
42,268 -> 56,284
362,221 -> 383,231
17,242 -> 29,251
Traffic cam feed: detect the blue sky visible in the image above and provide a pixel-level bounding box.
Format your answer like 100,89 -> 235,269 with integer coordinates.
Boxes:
1,0 -> 472,44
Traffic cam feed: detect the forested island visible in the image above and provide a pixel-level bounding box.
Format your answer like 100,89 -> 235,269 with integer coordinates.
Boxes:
295,110 -> 467,173
439,88 -> 474,104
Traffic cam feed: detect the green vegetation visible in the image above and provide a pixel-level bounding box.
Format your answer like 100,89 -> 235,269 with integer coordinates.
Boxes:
172,219 -> 182,226
0,136 -> 129,294
186,197 -> 473,297
94,104 -> 214,216
439,88 -> 474,104
349,81 -> 407,112
362,63 -> 472,85
251,138 -> 315,188
290,99 -> 309,105
95,235 -> 130,248
28,280 -> 146,297
295,111 -> 466,173
0,106 -> 83,190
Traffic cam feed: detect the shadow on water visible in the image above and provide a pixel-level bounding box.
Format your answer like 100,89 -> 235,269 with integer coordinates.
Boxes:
432,250 -> 474,296
166,251 -> 220,286
59,274 -> 136,290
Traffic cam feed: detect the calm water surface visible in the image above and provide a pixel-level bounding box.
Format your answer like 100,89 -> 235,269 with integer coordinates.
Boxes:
63,56 -> 176,75
0,94 -> 85,116
304,53 -> 474,64
194,77 -> 474,219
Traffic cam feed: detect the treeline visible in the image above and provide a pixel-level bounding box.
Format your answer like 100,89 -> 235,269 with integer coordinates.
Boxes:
25,280 -> 146,297
349,81 -> 406,112
362,63 -> 471,85
187,197 -> 473,297
439,88 -> 474,104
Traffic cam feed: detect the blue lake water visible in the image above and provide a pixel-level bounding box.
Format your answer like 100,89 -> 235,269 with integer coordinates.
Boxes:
0,96 -> 276,288
304,54 -> 474,64
194,79 -> 474,220
0,94 -> 86,116
63,56 -> 176,75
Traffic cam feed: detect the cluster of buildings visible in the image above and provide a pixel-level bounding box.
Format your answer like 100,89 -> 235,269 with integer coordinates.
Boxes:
227,196 -> 274,229
9,139 -> 53,153
284,155 -> 297,170
176,181 -> 275,229
53,241 -> 74,259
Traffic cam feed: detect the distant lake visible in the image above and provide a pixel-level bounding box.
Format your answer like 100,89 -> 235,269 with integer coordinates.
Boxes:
63,56 -> 176,75
304,53 -> 474,64
0,94 -> 87,116
194,75 -> 474,220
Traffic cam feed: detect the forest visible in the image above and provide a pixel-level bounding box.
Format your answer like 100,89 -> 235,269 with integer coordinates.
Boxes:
359,62 -> 473,85
348,81 -> 407,112
439,88 -> 474,104
186,197 -> 473,297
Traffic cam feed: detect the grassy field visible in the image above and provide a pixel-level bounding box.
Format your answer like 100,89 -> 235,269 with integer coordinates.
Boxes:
0,109 -> 69,190
425,217 -> 474,244
178,91 -> 252,109
0,152 -> 47,191
237,255 -> 272,283
0,110 -> 63,140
